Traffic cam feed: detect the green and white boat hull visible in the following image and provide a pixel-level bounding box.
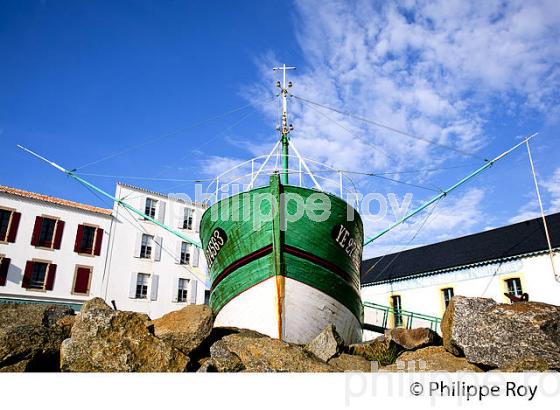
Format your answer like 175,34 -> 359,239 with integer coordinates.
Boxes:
200,174 -> 364,344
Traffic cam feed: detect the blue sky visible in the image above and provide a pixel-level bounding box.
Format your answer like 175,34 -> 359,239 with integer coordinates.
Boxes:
1,0 -> 559,258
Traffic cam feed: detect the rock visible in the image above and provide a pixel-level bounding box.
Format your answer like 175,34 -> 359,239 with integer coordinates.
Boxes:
187,327 -> 268,371
386,327 -> 442,351
498,356 -> 551,372
0,303 -> 74,372
441,296 -> 495,357
441,296 -> 560,369
209,340 -> 245,372
380,346 -> 483,372
348,335 -> 403,366
196,358 -> 218,372
56,316 -> 76,335
60,298 -> 188,372
210,332 -> 335,372
305,324 -> 344,362
152,305 -> 214,356
81,297 -> 113,312
0,359 -> 32,372
328,354 -> 372,372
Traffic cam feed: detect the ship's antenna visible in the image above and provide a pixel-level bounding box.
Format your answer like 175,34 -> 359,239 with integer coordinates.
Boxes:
273,64 -> 295,184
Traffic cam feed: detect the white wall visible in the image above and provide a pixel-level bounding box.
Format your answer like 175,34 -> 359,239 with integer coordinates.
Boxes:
361,252 -> 560,340
103,184 -> 208,319
0,192 -> 112,307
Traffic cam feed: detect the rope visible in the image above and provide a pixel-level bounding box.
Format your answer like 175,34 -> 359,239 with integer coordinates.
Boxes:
292,94 -> 489,162
74,95 -> 275,171
362,197 -> 443,281
74,173 -> 214,182
369,174 -> 441,193
81,182 -> 207,284
296,97 -> 399,165
152,107 -> 258,182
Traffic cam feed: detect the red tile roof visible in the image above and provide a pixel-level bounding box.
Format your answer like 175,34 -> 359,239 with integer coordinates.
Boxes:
0,185 -> 113,216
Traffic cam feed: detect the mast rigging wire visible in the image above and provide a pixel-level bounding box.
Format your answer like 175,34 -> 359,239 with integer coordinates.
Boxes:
295,97 -> 399,165
362,197 -> 444,281
74,95 -> 276,171
292,94 -> 489,162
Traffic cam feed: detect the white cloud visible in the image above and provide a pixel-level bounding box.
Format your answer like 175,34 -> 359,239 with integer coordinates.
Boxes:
542,167 -> 560,211
508,166 -> 560,223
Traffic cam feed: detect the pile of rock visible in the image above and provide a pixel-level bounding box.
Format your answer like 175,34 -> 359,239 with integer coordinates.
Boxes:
440,296 -> 560,371
358,296 -> 560,372
0,303 -> 74,371
0,295 -> 558,372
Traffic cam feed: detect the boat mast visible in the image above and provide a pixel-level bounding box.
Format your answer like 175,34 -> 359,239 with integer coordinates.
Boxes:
273,64 -> 295,185
525,139 -> 558,281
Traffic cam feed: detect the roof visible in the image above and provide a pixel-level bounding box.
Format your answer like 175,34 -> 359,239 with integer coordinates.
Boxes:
117,182 -> 208,208
0,185 -> 113,216
361,212 -> 560,286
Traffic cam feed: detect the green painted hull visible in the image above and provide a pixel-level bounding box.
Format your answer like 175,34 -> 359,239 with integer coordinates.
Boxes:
200,175 -> 364,329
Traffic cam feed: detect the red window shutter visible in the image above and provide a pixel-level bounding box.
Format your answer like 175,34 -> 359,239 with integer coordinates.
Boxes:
93,228 -> 104,256
7,212 -> 21,243
74,224 -> 84,252
73,267 -> 91,294
22,261 -> 33,288
45,263 -> 57,290
31,216 -> 43,246
0,258 -> 10,286
53,220 -> 64,249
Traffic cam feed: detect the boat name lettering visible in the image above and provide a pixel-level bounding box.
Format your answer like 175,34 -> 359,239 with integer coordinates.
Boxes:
206,228 -> 227,268
332,224 -> 356,257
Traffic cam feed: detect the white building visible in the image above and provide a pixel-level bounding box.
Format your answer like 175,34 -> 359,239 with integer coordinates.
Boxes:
361,213 -> 560,340
102,183 -> 208,318
0,185 -> 113,310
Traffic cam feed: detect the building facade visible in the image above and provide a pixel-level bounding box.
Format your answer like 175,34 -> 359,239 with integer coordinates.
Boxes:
361,213 -> 560,340
0,186 -> 113,310
102,183 -> 208,318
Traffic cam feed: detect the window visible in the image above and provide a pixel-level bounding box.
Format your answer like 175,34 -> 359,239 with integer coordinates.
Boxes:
145,198 -> 157,219
204,290 -> 210,305
74,225 -> 103,256
31,216 -> 64,249
180,242 -> 190,265
73,266 -> 92,295
39,218 -> 56,247
177,278 -> 189,302
22,261 -> 56,290
442,287 -> 454,309
0,209 -> 11,240
391,295 -> 403,328
183,208 -> 193,230
140,234 -> 153,258
136,273 -> 150,299
0,209 -> 20,243
30,262 -> 48,290
80,226 -> 96,253
0,256 -> 10,286
505,278 -> 523,297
